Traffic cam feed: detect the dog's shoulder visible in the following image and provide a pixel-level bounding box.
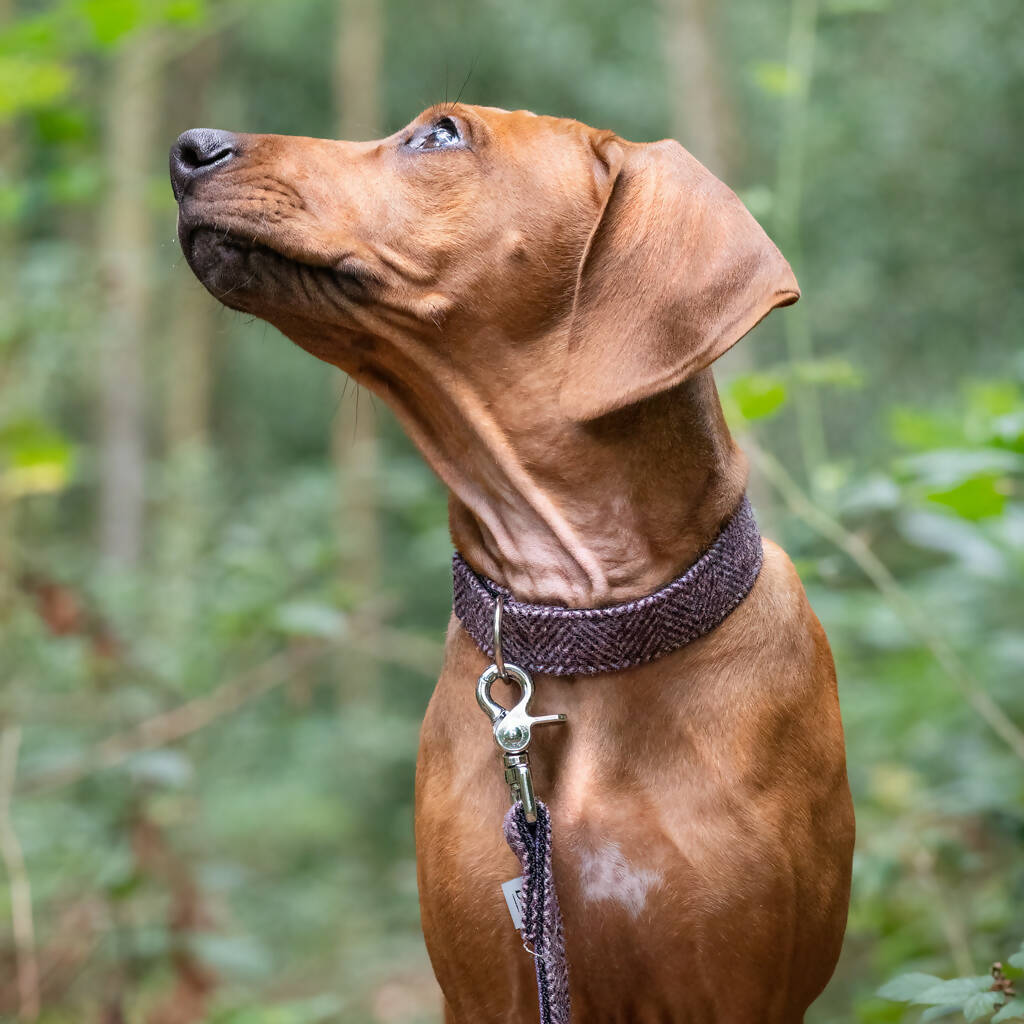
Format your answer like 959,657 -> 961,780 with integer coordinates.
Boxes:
702,536 -> 836,691
725,536 -> 825,631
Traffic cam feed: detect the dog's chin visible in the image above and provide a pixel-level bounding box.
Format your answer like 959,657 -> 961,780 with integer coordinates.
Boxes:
177,224 -> 372,369
179,225 -> 277,313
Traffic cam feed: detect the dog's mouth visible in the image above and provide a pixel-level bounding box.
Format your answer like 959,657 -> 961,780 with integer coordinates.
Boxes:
179,223 -> 295,313
178,220 -> 372,317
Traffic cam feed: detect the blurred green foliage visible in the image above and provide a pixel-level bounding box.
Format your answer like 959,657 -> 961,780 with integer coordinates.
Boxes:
878,947 -> 1024,1022
0,0 -> 1021,1022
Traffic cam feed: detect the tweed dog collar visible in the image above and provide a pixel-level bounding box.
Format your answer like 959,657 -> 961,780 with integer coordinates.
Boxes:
452,496 -> 763,677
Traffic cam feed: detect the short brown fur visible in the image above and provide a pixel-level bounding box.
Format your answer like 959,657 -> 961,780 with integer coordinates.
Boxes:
173,104 -> 854,1023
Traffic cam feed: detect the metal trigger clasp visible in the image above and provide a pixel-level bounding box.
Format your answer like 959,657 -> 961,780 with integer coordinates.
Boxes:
476,662 -> 567,755
477,598 -> 566,823
476,662 -> 566,823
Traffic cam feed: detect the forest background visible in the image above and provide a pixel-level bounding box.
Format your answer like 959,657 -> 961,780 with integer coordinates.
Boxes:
1,0 -> 1022,1021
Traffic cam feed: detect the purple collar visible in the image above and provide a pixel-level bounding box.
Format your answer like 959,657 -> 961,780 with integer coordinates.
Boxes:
452,497 -> 763,677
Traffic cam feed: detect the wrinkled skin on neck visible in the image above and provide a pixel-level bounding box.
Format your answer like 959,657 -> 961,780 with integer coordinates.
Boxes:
177,105 -> 757,604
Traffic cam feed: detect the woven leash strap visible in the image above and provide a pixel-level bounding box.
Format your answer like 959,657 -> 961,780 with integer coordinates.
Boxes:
453,496 -> 763,677
503,801 -> 571,1024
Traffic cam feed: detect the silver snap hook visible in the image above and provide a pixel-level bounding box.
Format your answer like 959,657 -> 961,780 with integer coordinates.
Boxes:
477,594 -> 566,823
476,664 -> 566,754
475,661 -> 566,823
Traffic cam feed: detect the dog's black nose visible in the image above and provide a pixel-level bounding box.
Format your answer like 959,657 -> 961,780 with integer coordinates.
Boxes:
170,128 -> 237,201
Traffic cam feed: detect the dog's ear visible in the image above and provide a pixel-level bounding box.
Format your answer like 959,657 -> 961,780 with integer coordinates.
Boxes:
561,136 -> 799,422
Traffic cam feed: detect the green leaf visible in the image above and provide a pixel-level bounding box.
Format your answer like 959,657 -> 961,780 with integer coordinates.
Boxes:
993,998 -> 1024,1022
964,992 -> 1003,1021
915,977 -> 995,1006
926,473 -> 1010,521
790,358 -> 863,388
0,10 -> 64,60
900,449 -> 1024,489
878,973 -> 944,1002
189,933 -> 272,978
80,0 -> 144,45
105,870 -> 144,902
1007,943 -> 1024,969
125,750 -> 193,788
34,106 -> 91,143
726,373 -> 788,422
274,601 -> 346,639
825,0 -> 888,12
990,411 -> 1024,451
0,179 -> 28,224
752,61 -> 802,96
209,995 -> 343,1024
161,0 -> 206,25
0,418 -> 75,497
0,56 -> 72,117
922,1007 -> 962,1022
966,381 -> 1020,418
890,406 -> 963,450
47,162 -> 102,205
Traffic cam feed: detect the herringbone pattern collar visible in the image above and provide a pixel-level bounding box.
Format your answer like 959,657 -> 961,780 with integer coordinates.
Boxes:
452,496 -> 763,677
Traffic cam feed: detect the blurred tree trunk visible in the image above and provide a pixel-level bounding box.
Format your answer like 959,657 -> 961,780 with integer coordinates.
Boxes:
0,8 -> 37,1013
331,0 -> 382,697
0,727 -> 39,1023
164,284 -> 213,453
159,36 -> 220,643
659,0 -> 774,519
775,0 -> 827,492
0,0 -> 20,611
97,30 -> 161,567
659,0 -> 734,179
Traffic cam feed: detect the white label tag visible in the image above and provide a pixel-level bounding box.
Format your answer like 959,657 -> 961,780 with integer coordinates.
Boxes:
501,876 -> 526,930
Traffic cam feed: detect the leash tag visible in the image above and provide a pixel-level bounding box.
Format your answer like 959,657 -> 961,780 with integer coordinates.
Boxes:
501,875 -> 526,930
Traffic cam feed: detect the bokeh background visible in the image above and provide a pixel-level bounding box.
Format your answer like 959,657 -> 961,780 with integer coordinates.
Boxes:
1,0 -> 1022,1021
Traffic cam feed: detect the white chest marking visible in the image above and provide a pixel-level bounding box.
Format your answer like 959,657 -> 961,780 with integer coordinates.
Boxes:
578,841 -> 663,918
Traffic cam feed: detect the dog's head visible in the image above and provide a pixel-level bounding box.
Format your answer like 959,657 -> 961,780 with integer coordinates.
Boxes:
171,104 -> 797,423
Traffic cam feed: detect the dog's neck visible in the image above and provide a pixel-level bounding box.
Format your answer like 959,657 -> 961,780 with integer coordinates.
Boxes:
343,322 -> 746,609
444,369 -> 748,608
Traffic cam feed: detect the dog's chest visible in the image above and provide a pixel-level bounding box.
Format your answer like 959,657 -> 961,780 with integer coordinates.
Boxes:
416,741 -> 813,1022
415,597 -> 852,1022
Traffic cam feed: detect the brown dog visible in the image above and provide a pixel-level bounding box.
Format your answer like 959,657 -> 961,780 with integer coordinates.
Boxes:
171,105 -> 854,1023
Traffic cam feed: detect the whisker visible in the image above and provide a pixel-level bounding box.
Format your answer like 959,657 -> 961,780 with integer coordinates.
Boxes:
214,269 -> 257,301
453,55 -> 477,108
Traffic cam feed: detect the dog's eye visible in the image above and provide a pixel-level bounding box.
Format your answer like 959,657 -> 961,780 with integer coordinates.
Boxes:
410,117 -> 462,151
